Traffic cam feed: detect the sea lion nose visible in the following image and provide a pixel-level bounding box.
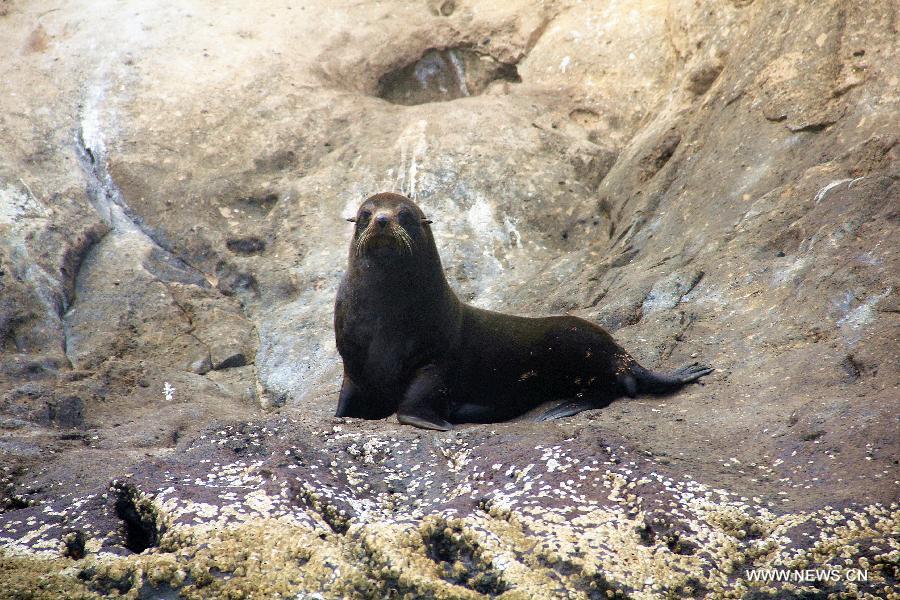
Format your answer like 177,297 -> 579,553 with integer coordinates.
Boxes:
375,215 -> 390,228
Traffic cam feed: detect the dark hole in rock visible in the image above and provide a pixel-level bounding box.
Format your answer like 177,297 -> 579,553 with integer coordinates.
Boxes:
42,395 -> 85,428
213,351 -> 247,370
377,48 -> 520,106
113,481 -> 164,553
226,236 -> 266,255
2,495 -> 31,511
423,523 -> 508,595
62,529 -> 87,559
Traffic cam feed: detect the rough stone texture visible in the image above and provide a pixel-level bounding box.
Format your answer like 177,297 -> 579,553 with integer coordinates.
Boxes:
1,0 -> 898,598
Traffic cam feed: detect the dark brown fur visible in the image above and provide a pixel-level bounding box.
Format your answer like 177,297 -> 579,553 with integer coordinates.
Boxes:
334,192 -> 712,430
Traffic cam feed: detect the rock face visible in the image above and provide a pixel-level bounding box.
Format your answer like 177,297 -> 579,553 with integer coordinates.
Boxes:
1,0 -> 897,598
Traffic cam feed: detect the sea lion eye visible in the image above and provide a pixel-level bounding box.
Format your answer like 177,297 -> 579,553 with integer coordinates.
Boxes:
397,208 -> 412,221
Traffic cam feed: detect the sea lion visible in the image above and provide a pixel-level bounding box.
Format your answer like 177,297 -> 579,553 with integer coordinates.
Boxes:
334,192 -> 712,431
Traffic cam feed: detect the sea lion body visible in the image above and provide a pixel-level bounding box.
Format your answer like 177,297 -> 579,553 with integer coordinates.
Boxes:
334,192 -> 712,430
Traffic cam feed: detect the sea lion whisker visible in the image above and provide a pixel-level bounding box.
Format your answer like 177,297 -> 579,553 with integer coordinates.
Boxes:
354,228 -> 371,256
394,225 -> 414,254
404,231 -> 415,254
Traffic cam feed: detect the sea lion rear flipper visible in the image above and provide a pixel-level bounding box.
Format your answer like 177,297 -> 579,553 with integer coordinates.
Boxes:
634,362 -> 714,394
672,363 -> 714,383
536,399 -> 596,422
396,365 -> 452,431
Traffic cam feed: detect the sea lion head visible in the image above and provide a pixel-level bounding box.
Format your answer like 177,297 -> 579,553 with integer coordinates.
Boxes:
347,192 -> 435,259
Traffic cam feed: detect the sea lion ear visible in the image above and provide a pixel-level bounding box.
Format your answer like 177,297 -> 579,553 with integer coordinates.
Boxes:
346,217 -> 357,223
421,218 -> 433,225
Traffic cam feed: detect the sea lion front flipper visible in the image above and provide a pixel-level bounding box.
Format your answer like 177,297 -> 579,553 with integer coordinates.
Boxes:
335,374 -> 364,418
536,399 -> 596,422
396,365 -> 452,431
397,413 -> 452,431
